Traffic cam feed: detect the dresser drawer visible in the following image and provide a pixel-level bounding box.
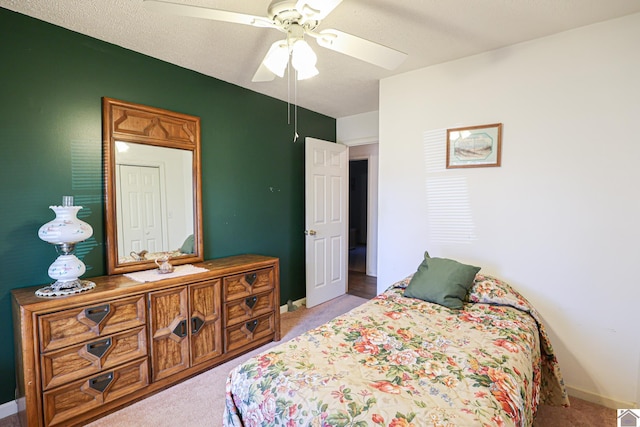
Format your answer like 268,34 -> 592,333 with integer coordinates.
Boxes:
43,357 -> 149,426
225,312 -> 275,353
39,295 -> 146,353
225,290 -> 275,327
41,326 -> 147,391
223,268 -> 274,301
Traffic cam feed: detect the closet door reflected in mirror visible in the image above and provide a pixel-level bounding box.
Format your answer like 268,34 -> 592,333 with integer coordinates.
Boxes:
103,98 -> 203,275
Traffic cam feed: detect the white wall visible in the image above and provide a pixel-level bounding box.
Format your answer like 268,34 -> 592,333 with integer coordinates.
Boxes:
378,13 -> 640,408
337,111 -> 379,146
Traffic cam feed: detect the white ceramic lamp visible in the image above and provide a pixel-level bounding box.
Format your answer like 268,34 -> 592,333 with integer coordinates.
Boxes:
36,196 -> 96,297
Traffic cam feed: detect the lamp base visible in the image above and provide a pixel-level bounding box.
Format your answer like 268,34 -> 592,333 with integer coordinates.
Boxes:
35,280 -> 96,298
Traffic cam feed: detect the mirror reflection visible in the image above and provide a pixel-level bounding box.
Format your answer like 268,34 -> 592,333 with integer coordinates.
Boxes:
103,97 -> 203,275
115,142 -> 194,264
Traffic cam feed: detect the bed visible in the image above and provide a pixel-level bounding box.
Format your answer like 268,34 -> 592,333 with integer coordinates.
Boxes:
224,267 -> 569,427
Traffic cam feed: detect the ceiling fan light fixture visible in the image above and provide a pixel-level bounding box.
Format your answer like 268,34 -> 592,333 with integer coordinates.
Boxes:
263,40 -> 290,78
291,39 -> 318,79
145,0 -> 407,83
296,64 -> 319,80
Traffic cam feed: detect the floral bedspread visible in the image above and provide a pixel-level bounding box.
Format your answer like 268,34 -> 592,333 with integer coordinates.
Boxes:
224,274 -> 568,427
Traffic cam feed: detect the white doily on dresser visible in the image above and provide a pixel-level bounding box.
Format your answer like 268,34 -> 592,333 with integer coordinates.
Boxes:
124,264 -> 208,283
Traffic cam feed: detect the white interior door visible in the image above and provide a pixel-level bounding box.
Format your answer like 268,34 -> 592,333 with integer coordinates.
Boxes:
118,164 -> 165,254
305,137 -> 349,307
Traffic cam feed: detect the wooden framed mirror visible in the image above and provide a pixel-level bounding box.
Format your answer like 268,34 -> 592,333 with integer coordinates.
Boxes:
102,97 -> 203,275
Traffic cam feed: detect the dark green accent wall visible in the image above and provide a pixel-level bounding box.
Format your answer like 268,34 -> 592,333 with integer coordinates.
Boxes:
0,8 -> 335,405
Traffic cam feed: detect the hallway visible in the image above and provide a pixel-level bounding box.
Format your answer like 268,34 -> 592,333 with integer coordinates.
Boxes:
348,245 -> 376,299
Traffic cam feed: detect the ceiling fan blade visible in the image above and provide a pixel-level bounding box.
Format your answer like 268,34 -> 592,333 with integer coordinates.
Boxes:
295,0 -> 342,20
252,62 -> 277,82
315,29 -> 407,70
252,43 -> 283,82
143,0 -> 275,28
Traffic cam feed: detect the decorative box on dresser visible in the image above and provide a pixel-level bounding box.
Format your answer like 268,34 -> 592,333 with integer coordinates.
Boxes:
12,254 -> 280,427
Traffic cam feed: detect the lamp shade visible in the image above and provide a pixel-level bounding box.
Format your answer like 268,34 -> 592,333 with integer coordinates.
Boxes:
296,64 -> 319,80
38,205 -> 93,245
291,39 -> 318,80
263,40 -> 289,78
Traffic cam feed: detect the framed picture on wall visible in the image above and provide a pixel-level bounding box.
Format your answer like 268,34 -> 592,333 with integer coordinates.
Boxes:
446,123 -> 502,168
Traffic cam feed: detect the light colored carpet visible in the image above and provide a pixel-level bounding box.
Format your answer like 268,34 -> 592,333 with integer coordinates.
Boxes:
0,292 -> 617,427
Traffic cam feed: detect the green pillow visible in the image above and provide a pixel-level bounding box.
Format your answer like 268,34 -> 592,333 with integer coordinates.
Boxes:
404,252 -> 480,309
179,234 -> 195,254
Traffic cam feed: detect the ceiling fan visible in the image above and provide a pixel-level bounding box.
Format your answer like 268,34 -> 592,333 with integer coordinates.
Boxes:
143,0 -> 408,82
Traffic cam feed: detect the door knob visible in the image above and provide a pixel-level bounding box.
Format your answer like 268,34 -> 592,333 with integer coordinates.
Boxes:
304,230 -> 317,236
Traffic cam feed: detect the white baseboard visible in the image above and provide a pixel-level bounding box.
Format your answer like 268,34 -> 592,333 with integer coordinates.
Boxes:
280,297 -> 306,314
566,385 -> 636,409
0,399 -> 17,419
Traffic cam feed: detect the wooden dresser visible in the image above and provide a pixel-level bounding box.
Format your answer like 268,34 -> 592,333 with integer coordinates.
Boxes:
12,254 -> 280,427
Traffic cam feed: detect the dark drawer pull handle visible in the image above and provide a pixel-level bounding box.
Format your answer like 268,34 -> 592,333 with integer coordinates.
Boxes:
245,296 -> 258,309
86,337 -> 112,358
172,319 -> 187,338
85,304 -> 110,325
191,316 -> 205,334
89,372 -> 113,393
246,320 -> 258,333
245,273 -> 257,286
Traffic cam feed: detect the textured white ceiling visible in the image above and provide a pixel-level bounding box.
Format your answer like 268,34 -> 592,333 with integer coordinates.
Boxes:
2,0 -> 640,118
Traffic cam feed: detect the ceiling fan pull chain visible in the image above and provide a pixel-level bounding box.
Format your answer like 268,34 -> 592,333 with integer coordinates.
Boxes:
287,59 -> 291,125
294,73 -> 299,142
